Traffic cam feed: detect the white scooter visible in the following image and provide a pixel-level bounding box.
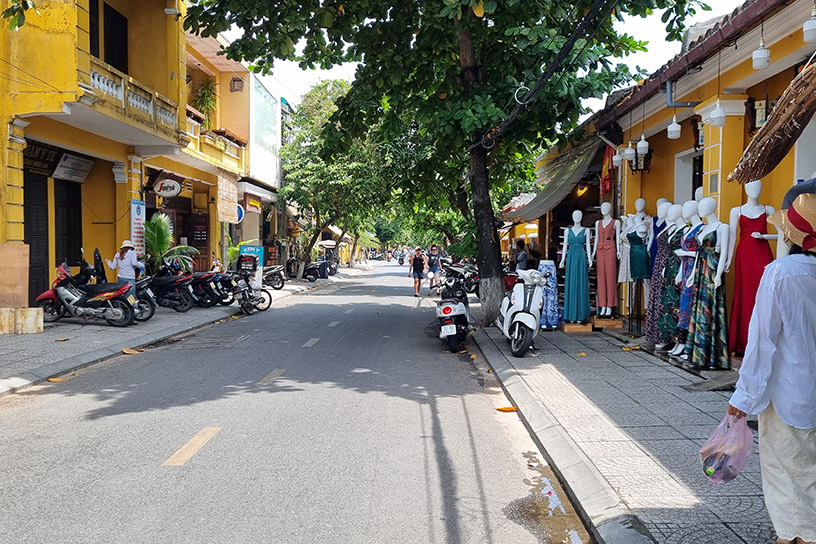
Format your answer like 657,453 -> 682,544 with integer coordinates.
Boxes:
496,268 -> 549,357
436,272 -> 472,352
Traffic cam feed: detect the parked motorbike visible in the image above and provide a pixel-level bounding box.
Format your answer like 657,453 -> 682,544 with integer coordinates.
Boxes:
263,265 -> 286,290
328,258 -> 339,276
234,269 -> 272,314
146,260 -> 195,312
36,258 -> 135,327
436,270 -> 473,352
496,268 -> 550,357
445,263 -> 480,297
91,248 -> 156,322
286,257 -> 320,282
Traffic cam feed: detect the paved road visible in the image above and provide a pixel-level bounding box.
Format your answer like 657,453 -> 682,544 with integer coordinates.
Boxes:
0,263 -> 589,544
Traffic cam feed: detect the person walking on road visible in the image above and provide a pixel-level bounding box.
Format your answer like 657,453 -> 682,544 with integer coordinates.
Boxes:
409,246 -> 427,297
727,193 -> 816,544
106,240 -> 143,290
427,244 -> 441,295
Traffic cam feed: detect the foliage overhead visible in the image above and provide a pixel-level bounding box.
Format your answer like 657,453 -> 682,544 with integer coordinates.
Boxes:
2,0 -> 37,29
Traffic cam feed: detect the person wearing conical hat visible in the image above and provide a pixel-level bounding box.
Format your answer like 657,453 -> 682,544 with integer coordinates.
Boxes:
728,193 -> 816,544
106,240 -> 144,291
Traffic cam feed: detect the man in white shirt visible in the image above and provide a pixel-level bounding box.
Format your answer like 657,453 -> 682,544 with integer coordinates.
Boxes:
728,193 -> 816,544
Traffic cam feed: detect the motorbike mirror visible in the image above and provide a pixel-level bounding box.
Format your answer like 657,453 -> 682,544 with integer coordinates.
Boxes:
81,247 -> 84,256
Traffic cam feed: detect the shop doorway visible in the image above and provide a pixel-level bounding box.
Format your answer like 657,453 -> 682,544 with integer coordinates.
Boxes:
23,173 -> 49,306
54,179 -> 83,267
674,149 -> 704,203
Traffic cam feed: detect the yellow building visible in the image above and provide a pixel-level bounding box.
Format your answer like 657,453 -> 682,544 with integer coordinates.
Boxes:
513,0 -> 816,312
0,0 -> 248,313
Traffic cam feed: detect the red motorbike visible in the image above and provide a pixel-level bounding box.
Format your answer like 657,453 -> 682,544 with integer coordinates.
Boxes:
36,258 -> 135,327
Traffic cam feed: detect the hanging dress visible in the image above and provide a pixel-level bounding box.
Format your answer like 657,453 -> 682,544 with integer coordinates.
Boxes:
728,212 -> 774,355
628,231 -> 651,280
596,220 -> 618,308
563,228 -> 591,322
538,260 -> 559,328
645,228 -> 671,342
684,229 -> 730,369
617,227 -> 632,283
677,223 -> 704,331
650,220 -> 666,272
657,230 -> 683,343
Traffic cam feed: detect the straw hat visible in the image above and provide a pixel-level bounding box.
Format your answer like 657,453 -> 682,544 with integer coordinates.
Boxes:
120,240 -> 134,249
769,193 -> 816,251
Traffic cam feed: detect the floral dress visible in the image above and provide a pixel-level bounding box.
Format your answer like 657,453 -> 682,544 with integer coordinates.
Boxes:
677,223 -> 704,331
684,229 -> 730,369
645,228 -> 671,342
656,230 -> 683,343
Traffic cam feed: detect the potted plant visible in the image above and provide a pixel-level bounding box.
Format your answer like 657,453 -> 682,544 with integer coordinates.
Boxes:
144,212 -> 200,273
193,78 -> 217,130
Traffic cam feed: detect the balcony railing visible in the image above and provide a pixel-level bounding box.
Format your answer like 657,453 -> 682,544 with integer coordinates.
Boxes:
183,107 -> 246,173
88,57 -> 179,135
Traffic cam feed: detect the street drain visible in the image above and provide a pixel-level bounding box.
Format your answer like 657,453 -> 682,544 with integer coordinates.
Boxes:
166,334 -> 249,350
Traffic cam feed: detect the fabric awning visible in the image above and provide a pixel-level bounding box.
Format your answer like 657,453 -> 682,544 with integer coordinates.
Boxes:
508,138 -> 602,221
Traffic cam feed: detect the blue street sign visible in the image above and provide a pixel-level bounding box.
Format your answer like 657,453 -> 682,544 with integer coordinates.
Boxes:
237,204 -> 245,224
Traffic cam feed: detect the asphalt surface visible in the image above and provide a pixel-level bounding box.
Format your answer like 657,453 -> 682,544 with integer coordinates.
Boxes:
0,263 -> 589,544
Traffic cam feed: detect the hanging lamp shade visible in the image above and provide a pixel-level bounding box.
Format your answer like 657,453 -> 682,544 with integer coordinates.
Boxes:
710,100 -> 726,127
612,149 -> 623,167
752,38 -> 770,70
667,116 -> 682,140
623,142 -> 636,161
637,134 -> 649,155
804,8 -> 816,43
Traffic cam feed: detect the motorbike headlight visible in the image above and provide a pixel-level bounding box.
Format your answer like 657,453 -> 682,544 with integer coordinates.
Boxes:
456,290 -> 464,298
529,271 -> 543,284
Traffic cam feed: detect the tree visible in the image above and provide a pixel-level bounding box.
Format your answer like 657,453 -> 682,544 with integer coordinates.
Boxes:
143,213 -> 199,273
185,0 -> 709,322
278,80 -> 388,278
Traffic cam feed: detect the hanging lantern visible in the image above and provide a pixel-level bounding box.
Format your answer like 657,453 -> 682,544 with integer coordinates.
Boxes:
612,149 -> 623,168
623,142 -> 636,162
752,38 -> 770,70
710,100 -> 726,127
667,115 -> 682,140
637,134 -> 649,155
804,6 -> 816,44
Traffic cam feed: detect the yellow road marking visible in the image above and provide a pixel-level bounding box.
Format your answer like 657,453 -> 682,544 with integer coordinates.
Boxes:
259,368 -> 285,385
303,337 -> 320,347
162,427 -> 221,466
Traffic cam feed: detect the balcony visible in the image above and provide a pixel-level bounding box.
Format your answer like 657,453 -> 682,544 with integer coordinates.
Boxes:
82,56 -> 181,144
179,106 -> 246,175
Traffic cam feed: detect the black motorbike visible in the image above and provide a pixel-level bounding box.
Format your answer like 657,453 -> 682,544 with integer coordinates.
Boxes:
92,249 -> 156,322
286,257 -> 320,282
145,261 -> 195,312
263,265 -> 285,290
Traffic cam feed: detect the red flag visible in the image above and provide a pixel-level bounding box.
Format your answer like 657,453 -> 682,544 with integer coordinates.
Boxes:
601,145 -> 615,196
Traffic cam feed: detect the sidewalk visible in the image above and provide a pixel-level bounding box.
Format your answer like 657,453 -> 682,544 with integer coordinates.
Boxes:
474,328 -> 774,544
0,264 -> 374,398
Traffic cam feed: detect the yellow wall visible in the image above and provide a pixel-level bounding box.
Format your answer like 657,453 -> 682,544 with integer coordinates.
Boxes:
218,71 -> 250,141
81,158 -> 118,266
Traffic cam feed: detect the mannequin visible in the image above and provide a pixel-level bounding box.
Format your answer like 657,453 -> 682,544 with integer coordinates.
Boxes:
591,202 -> 620,317
725,180 -> 776,356
644,202 -> 673,345
653,204 -> 685,350
695,187 -> 704,201
670,200 -> 703,357
560,210 -> 592,323
649,199 -> 670,269
538,257 -> 559,329
683,197 -> 730,369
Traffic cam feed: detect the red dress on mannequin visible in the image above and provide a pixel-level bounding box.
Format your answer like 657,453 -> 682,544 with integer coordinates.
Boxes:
729,212 -> 774,354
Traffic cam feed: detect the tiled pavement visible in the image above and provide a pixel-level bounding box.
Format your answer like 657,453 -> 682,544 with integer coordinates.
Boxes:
477,328 -> 775,544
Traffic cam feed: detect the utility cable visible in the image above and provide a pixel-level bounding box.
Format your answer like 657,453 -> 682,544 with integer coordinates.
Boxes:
471,0 -> 619,150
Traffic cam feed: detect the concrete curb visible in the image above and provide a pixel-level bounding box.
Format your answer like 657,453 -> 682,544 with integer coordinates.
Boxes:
472,329 -> 657,544
0,268 -> 369,399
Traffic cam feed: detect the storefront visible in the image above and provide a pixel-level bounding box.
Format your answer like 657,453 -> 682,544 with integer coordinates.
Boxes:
236,177 -> 279,265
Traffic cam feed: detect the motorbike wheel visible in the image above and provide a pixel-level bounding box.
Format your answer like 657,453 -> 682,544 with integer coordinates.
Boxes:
446,334 -> 459,353
173,290 -> 194,313
133,295 -> 156,322
219,292 -> 235,305
305,272 -> 317,282
475,284 -> 480,298
39,299 -> 66,322
510,324 -> 533,357
105,298 -> 134,327
254,289 -> 272,311
240,298 -> 254,315
269,275 -> 284,290
194,288 -> 217,308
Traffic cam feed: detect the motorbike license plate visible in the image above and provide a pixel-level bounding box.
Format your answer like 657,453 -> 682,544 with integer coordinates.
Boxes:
231,280 -> 237,287
127,295 -> 136,305
441,324 -> 456,337
209,282 -> 216,289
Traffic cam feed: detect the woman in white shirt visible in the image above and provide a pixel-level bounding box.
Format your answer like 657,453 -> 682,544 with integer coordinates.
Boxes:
107,240 -> 144,290
728,193 -> 816,544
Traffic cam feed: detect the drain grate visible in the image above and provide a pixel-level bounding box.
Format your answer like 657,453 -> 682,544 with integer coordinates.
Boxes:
167,334 -> 249,350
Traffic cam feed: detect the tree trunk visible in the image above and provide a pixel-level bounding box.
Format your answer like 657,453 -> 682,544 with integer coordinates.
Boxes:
348,235 -> 359,267
335,229 -> 346,264
469,145 -> 503,325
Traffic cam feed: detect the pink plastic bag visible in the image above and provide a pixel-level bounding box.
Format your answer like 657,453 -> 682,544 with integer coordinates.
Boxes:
699,415 -> 754,485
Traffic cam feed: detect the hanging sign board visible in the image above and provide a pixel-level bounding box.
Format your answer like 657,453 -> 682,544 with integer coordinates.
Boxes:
239,245 -> 264,284
52,153 -> 95,182
23,140 -> 62,176
153,178 -> 183,198
243,193 -> 262,214
217,178 -> 239,223
130,200 -> 146,256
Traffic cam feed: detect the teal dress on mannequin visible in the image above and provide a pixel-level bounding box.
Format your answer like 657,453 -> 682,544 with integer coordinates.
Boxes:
564,228 -> 590,322
628,231 -> 651,280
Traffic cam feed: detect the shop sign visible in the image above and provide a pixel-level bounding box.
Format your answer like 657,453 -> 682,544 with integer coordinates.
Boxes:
153,178 -> 183,198
192,222 -> 208,246
23,140 -> 62,176
53,153 -> 95,183
217,178 -> 239,223
243,193 -> 262,214
236,204 -> 245,224
130,200 -> 146,256
240,245 -> 264,284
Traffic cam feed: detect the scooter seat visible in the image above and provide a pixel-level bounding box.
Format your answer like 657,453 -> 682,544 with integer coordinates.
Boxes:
81,282 -> 127,294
